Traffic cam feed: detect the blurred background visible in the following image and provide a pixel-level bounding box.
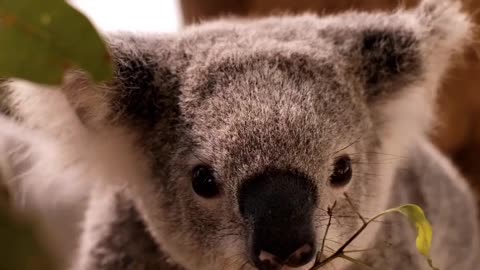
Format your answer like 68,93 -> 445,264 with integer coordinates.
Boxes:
70,0 -> 181,32
70,0 -> 480,208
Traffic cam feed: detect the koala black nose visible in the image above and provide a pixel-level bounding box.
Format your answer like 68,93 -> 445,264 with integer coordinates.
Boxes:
238,168 -> 318,269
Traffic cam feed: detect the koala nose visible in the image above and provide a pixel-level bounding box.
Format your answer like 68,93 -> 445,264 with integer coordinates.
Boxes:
257,243 -> 316,269
238,168 -> 318,269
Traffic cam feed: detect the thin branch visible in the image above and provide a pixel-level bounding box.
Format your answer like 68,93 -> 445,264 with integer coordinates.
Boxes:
339,254 -> 376,270
343,247 -> 381,254
344,192 -> 366,224
319,201 -> 336,261
311,196 -> 388,269
343,242 -> 393,254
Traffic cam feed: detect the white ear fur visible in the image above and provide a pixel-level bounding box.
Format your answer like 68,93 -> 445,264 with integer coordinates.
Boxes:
413,0 -> 472,97
1,80 -> 150,209
377,0 -> 472,151
320,0 -> 471,147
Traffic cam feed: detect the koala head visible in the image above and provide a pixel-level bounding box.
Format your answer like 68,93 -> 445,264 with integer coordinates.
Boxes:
63,0 -> 471,269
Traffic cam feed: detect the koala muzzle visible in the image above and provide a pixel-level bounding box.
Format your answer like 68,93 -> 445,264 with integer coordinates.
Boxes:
238,169 -> 318,269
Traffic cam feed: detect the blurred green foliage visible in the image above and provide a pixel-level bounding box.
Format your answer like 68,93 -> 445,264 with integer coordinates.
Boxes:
0,0 -> 113,84
0,205 -> 58,270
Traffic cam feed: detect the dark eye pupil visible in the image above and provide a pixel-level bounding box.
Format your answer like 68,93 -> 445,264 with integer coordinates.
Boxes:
192,166 -> 220,198
330,156 -> 352,187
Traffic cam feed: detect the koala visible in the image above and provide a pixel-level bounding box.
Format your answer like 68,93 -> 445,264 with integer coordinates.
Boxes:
0,0 -> 479,269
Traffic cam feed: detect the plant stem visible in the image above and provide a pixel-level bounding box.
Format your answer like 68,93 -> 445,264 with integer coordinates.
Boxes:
344,193 -> 366,224
319,201 -> 336,260
311,194 -> 390,269
339,254 -> 375,269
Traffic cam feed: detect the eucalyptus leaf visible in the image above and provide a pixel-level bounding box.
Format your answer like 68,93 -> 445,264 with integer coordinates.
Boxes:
394,205 -> 433,258
0,0 -> 113,84
370,204 -> 438,270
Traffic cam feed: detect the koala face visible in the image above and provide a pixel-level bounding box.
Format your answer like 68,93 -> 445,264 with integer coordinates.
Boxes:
168,49 -> 377,269
65,1 -> 469,269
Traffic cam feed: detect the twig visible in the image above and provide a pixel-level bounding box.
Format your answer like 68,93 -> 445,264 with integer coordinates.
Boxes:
316,219 -> 370,267
343,242 -> 393,254
310,194 -> 382,269
344,192 -> 366,224
343,247 -> 382,254
339,254 -> 375,269
319,201 -> 336,261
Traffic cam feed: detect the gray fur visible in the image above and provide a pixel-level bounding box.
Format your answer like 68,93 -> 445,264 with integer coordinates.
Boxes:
70,140 -> 480,270
0,0 -> 478,269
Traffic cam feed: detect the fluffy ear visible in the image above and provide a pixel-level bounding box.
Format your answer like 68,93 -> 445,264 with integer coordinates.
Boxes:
327,0 -> 471,137
62,34 -> 188,129
0,34 -> 188,193
379,0 -> 469,99
331,0 -> 472,102
321,0 -> 472,154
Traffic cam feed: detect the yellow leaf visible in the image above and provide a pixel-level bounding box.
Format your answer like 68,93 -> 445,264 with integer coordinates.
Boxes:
394,205 -> 432,257
371,204 -> 438,270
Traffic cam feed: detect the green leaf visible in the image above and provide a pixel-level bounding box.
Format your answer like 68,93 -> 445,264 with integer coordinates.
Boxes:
0,0 -> 113,85
371,204 -> 438,270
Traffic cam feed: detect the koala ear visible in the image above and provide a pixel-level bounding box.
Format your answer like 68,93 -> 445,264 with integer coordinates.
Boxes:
358,28 -> 419,100
325,0 -> 471,152
0,34 -> 189,191
335,0 -> 472,102
63,34 -> 188,129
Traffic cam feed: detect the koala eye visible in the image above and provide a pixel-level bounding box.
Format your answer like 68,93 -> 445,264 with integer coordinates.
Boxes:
329,156 -> 352,187
192,165 -> 220,198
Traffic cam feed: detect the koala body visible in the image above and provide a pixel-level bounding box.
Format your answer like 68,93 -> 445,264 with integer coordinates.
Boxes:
0,0 -> 479,269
